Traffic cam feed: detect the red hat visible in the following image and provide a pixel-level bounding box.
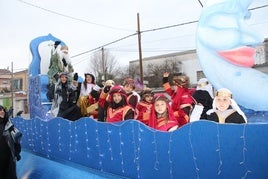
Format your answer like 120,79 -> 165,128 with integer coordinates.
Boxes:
153,93 -> 170,103
108,85 -> 127,102
109,85 -> 126,96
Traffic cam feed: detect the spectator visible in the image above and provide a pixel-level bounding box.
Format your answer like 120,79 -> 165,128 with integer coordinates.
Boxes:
162,72 -> 194,126
148,94 -> 179,132
8,106 -> 14,118
0,105 -> 22,179
206,88 -> 247,123
16,111 -> 23,117
136,88 -> 154,125
47,72 -> 82,121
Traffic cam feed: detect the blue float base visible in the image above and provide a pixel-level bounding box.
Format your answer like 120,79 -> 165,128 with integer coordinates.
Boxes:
17,150 -> 128,179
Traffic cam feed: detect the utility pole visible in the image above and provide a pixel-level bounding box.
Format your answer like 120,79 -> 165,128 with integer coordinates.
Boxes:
10,62 -> 14,107
101,47 -> 106,81
137,13 -> 144,83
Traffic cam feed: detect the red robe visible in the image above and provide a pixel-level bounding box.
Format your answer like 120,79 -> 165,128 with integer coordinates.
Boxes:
136,101 -> 152,125
148,101 -> 179,132
107,106 -> 134,122
87,95 -> 98,119
154,117 -> 179,131
163,82 -> 194,126
126,92 -> 138,109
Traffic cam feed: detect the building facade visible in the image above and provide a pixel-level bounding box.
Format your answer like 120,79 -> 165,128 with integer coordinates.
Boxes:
0,68 -> 28,118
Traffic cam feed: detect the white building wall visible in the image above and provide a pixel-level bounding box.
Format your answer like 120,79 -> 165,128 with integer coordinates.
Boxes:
130,50 -> 201,85
181,59 -> 201,84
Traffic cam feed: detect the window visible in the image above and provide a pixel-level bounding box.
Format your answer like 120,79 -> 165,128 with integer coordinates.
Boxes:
196,71 -> 206,81
2,80 -> 8,84
11,78 -> 23,91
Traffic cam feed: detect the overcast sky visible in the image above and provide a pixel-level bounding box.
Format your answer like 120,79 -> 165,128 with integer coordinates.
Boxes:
0,0 -> 267,74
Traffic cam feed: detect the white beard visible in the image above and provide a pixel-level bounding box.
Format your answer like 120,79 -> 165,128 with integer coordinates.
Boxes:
59,51 -> 73,73
59,51 -> 71,64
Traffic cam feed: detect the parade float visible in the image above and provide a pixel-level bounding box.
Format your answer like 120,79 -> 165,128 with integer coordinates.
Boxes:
13,0 -> 268,178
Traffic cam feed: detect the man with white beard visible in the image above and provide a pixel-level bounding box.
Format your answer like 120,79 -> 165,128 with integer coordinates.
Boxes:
47,41 -> 75,84
59,45 -> 74,75
47,41 -> 63,84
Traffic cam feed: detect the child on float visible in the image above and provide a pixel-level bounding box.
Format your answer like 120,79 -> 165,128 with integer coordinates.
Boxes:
76,72 -> 96,116
192,78 -> 214,119
122,77 -> 140,109
46,72 -> 82,121
136,88 -> 154,125
103,85 -> 135,122
206,88 -> 247,123
162,72 -> 194,126
148,94 -> 179,132
86,85 -> 103,119
98,79 -> 115,122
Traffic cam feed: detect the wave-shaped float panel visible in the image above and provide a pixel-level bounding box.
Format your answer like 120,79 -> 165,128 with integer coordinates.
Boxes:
12,117 -> 268,178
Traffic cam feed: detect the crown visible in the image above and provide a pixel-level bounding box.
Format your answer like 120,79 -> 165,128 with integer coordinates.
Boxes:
216,90 -> 232,98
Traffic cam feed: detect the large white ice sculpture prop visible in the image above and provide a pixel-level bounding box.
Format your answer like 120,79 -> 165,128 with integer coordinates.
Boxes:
196,0 -> 267,111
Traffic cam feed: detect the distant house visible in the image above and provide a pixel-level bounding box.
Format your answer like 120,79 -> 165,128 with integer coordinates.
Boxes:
0,69 -> 11,93
0,69 -> 12,107
12,69 -> 28,117
0,68 -> 28,118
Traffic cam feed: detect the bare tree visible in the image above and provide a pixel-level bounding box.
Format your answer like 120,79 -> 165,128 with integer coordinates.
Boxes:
146,63 -> 164,88
89,48 -> 120,83
162,58 -> 181,73
128,64 -> 140,79
145,59 -> 182,88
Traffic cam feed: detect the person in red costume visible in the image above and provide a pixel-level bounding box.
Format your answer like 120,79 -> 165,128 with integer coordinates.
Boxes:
136,88 -> 154,125
122,78 -> 140,109
148,94 -> 179,132
97,79 -> 115,122
86,85 -> 102,119
103,85 -> 135,122
162,72 -> 194,126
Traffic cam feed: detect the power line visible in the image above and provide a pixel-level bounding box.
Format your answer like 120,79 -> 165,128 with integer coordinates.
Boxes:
71,33 -> 138,65
141,4 -> 268,33
71,33 -> 137,58
249,4 -> 268,10
197,0 -> 203,7
17,0 -> 134,32
141,20 -> 198,33
71,20 -> 198,62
